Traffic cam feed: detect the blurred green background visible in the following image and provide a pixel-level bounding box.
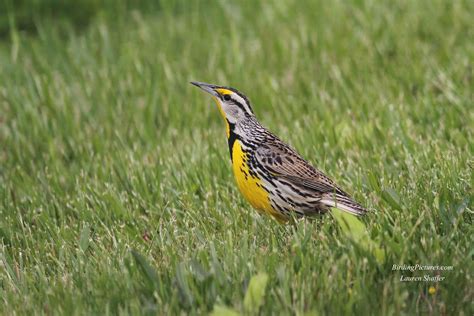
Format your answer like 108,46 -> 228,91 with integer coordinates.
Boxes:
0,0 -> 160,36
0,0 -> 472,315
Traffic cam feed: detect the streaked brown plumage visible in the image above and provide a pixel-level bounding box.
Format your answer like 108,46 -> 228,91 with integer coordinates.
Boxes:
191,81 -> 367,221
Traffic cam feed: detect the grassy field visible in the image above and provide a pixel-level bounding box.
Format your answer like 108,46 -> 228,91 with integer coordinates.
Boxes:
1,0 -> 473,314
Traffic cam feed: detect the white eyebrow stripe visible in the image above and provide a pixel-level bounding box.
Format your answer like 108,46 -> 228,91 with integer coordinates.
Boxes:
232,93 -> 253,114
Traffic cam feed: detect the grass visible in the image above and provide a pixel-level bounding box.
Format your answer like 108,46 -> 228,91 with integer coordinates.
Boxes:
1,0 -> 473,314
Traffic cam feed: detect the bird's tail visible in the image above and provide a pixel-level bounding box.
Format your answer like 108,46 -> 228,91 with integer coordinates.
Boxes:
320,193 -> 367,216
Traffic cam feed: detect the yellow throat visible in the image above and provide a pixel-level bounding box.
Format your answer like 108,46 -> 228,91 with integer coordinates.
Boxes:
211,94 -> 285,221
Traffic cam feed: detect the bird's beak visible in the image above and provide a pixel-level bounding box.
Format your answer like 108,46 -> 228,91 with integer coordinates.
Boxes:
190,81 -> 220,98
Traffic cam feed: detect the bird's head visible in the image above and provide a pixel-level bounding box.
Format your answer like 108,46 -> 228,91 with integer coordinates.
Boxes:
191,81 -> 254,127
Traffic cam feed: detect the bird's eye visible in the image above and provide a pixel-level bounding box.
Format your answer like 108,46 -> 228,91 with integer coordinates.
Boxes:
223,94 -> 231,101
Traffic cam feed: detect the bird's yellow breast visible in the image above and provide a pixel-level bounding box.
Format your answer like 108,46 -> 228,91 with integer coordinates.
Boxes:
231,140 -> 285,221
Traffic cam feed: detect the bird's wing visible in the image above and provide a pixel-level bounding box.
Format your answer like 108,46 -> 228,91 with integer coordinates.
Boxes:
254,142 -> 345,194
255,142 -> 367,215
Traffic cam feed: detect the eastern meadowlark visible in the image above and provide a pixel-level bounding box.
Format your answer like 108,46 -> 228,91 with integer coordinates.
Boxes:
191,81 -> 367,221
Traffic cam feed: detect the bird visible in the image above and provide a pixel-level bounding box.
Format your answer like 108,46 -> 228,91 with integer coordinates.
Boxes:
191,81 -> 367,222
